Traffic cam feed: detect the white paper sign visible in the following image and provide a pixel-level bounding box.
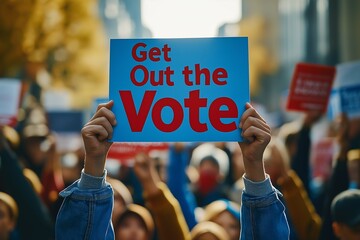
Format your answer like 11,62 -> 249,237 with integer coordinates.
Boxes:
0,79 -> 22,126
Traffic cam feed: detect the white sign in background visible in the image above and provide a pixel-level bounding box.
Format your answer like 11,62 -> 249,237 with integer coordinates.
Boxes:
0,79 -> 22,126
329,60 -> 360,119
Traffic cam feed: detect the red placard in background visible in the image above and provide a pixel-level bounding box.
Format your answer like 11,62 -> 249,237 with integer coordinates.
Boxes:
311,138 -> 335,181
287,63 -> 336,113
107,142 -> 169,166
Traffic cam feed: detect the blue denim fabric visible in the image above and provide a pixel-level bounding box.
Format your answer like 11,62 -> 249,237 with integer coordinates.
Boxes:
241,176 -> 290,240
55,176 -> 114,240
56,171 -> 289,240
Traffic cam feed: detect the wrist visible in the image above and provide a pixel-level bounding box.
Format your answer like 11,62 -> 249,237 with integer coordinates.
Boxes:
243,160 -> 266,182
78,169 -> 107,189
84,156 -> 106,177
141,178 -> 160,196
243,174 -> 273,197
138,167 -> 162,194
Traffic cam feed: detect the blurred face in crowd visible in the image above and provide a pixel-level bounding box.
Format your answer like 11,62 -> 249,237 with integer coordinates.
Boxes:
0,201 -> 15,240
212,211 -> 240,240
115,214 -> 148,240
198,158 -> 221,194
24,136 -> 52,166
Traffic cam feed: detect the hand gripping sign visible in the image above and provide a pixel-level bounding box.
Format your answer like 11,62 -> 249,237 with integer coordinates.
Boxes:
109,37 -> 249,142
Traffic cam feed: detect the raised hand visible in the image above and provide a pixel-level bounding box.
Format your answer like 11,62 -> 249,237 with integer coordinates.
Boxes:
133,153 -> 161,196
336,113 -> 350,160
303,110 -> 323,127
238,103 -> 271,182
82,101 -> 116,177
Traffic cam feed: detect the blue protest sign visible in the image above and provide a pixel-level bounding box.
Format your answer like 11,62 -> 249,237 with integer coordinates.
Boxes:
109,37 -> 249,142
328,61 -> 360,120
329,85 -> 360,119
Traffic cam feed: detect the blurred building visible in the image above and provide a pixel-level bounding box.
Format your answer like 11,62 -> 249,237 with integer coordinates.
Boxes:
98,0 -> 152,38
0,0 -> 154,110
0,0 -> 109,109
218,0 -> 360,125
1,0 -> 359,113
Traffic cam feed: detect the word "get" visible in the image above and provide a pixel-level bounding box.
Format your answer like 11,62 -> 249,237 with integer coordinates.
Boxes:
132,42 -> 172,62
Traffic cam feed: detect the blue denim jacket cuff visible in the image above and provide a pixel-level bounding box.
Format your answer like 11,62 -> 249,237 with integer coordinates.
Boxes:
78,169 -> 107,190
243,174 -> 274,197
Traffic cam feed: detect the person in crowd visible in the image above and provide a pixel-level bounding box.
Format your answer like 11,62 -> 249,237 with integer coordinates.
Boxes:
279,111 -> 323,197
114,203 -> 154,240
214,142 -> 238,191
107,177 -> 133,225
0,125 -> 43,196
331,189 -> 360,240
347,149 -> 360,189
167,142 -> 198,229
190,143 -> 229,207
0,126 -> 54,239
201,199 -> 240,240
190,221 -> 229,240
0,192 -> 18,240
18,104 -> 64,215
320,113 -> 360,240
55,101 -> 290,239
131,153 -> 191,240
167,142 -> 232,229
264,137 -> 322,240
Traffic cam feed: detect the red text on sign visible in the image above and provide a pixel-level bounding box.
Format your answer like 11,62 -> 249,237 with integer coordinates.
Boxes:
182,64 -> 228,86
132,42 -> 172,62
119,90 -> 238,133
130,65 -> 175,86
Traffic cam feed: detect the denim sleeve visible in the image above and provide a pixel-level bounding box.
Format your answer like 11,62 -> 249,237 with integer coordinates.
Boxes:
240,175 -> 290,240
55,170 -> 114,240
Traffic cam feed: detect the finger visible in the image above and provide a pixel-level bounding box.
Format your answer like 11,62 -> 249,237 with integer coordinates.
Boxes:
240,103 -> 266,128
241,116 -> 270,134
82,125 -> 109,141
96,100 -> 114,112
91,105 -> 117,126
86,116 -> 113,137
135,153 -> 148,165
242,126 -> 271,145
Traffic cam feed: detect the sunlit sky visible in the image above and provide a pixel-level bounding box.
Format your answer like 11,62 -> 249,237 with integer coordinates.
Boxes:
141,0 -> 242,38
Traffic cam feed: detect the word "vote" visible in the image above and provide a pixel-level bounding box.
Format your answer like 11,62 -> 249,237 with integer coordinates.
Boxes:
119,90 -> 238,133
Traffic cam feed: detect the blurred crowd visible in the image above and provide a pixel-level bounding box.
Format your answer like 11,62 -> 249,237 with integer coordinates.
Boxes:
0,88 -> 360,240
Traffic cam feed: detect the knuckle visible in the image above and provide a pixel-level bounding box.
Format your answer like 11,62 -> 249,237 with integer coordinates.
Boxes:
98,106 -> 110,116
81,125 -> 89,135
